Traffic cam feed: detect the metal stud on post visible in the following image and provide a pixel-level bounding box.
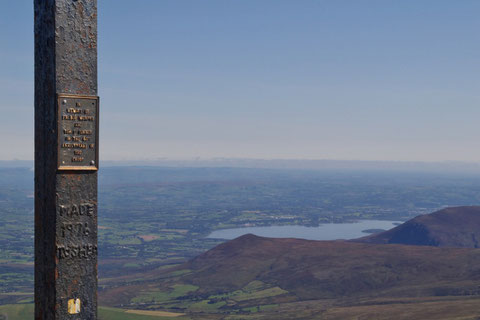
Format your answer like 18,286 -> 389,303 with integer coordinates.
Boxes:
34,0 -> 98,318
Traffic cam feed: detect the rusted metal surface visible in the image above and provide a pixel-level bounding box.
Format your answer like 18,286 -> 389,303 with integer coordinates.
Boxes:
35,1 -> 98,319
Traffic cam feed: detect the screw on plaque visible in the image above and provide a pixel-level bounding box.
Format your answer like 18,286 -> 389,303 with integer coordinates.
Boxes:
90,161 -> 95,165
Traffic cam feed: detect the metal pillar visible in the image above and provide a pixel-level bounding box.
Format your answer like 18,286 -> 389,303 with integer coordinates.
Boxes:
35,1 -> 98,318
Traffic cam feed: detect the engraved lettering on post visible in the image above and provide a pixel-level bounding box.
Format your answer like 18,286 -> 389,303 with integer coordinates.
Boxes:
58,203 -> 96,217
56,244 -> 98,260
60,222 -> 91,238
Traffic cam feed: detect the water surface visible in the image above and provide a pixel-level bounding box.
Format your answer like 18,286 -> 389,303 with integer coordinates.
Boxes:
208,220 -> 402,241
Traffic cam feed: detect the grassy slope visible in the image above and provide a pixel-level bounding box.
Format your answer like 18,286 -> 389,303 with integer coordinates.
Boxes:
0,305 -> 192,320
321,298 -> 480,320
0,304 -> 33,320
222,298 -> 480,320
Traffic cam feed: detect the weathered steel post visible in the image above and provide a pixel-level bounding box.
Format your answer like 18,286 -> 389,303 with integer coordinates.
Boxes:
35,0 -> 98,319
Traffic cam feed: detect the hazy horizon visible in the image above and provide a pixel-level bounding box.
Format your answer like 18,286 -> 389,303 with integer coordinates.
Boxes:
5,157 -> 480,175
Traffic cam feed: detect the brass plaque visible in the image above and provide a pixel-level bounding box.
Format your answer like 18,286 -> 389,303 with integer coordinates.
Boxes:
57,94 -> 99,170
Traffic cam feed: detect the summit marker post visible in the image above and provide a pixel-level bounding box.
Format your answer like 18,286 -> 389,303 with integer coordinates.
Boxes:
35,0 -> 98,318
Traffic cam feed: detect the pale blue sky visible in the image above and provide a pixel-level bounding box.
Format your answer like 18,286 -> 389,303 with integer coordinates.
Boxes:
1,0 -> 480,161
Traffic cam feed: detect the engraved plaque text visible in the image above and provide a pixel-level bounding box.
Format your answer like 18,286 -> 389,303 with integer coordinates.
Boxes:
57,94 -> 99,170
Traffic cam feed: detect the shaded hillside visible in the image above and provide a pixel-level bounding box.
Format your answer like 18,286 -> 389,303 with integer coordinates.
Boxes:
183,234 -> 480,299
355,206 -> 480,247
100,234 -> 480,319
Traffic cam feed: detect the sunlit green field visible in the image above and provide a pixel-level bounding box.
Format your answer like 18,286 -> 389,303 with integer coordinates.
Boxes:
0,304 -> 191,320
0,304 -> 33,320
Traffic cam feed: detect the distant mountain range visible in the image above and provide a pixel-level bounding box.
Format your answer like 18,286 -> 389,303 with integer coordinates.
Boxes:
100,206 -> 480,319
5,159 -> 480,173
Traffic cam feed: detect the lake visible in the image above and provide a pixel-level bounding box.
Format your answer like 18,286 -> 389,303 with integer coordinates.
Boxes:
207,220 -> 403,241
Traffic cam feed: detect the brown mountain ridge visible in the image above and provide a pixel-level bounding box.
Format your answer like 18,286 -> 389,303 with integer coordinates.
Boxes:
354,206 -> 480,248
